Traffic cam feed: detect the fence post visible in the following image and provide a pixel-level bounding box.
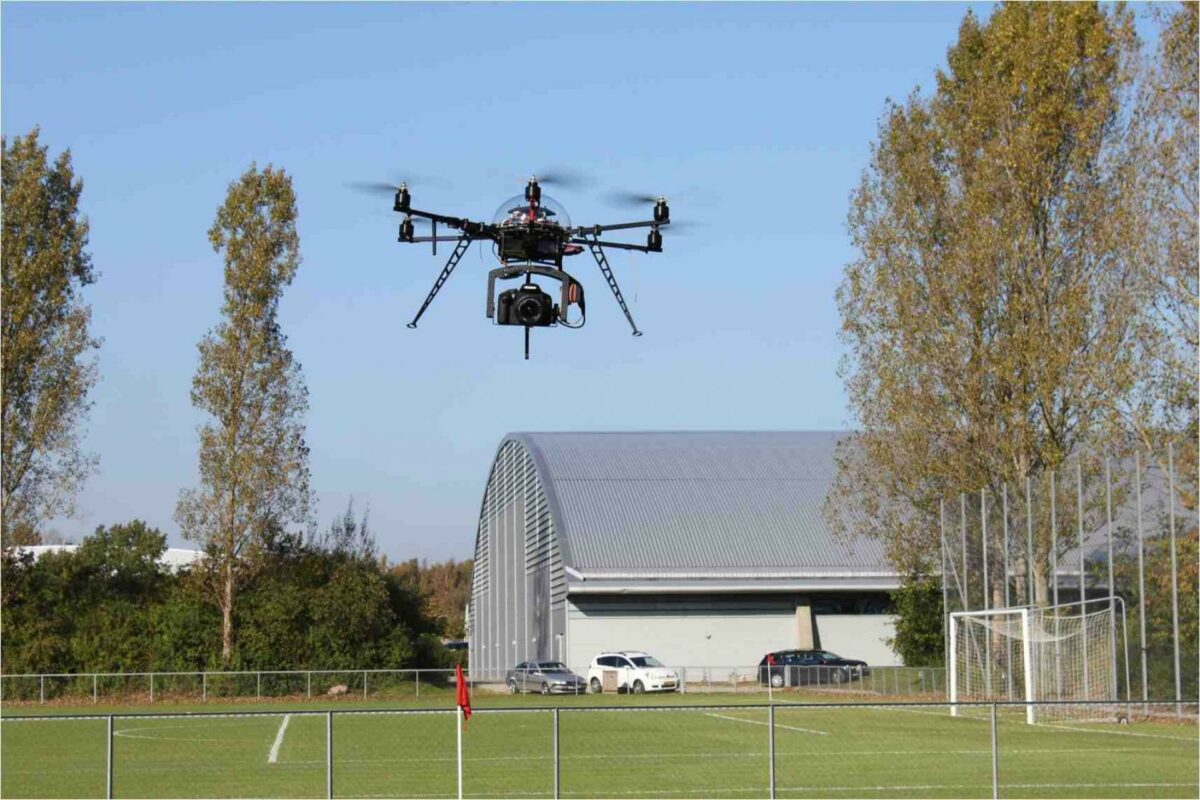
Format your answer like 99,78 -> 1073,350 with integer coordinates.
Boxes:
257,672 -> 262,701
326,711 -> 333,800
553,707 -> 561,800
106,714 -> 114,800
307,671 -> 312,699
416,670 -> 420,699
93,674 -> 98,704
202,672 -> 207,703
768,704 -> 777,799
989,702 -> 999,800
40,675 -> 44,704
150,673 -> 154,703
363,672 -> 368,700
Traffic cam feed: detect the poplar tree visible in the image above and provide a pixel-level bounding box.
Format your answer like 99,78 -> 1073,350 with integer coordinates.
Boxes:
1125,2 -> 1198,509
1,128 -> 99,546
826,4 -> 1141,603
176,164 -> 312,664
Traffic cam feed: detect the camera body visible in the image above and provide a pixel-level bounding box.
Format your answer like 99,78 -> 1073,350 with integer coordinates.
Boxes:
496,283 -> 557,327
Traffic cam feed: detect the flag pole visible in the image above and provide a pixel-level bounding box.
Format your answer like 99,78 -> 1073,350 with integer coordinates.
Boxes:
456,704 -> 464,800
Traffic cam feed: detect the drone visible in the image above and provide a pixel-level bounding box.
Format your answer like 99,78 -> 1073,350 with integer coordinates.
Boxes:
360,175 -> 673,358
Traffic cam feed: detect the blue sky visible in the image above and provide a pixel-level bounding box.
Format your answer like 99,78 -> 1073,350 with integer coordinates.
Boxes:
1,1 -> 1000,561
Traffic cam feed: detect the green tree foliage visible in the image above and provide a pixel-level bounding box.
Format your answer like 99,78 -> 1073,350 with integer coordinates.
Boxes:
0,517 -> 463,675
390,558 -> 473,638
0,521 -> 168,673
1,128 -> 99,546
827,3 -> 1142,606
175,164 -> 313,664
888,575 -> 945,668
830,4 -> 1197,665
1125,3 -> 1199,509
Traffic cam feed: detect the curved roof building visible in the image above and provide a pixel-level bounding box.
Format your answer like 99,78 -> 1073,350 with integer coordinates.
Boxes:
468,432 -> 902,680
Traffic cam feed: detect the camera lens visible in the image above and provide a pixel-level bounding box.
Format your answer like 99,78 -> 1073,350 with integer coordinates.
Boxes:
516,296 -> 544,324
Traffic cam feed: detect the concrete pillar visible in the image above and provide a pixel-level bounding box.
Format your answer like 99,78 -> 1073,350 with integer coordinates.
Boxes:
795,600 -> 815,649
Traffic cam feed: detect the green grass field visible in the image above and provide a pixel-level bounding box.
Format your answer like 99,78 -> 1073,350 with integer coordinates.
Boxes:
2,693 -> 1196,799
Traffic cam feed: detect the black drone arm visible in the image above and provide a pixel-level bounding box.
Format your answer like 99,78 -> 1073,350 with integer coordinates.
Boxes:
569,238 -> 658,253
572,220 -> 663,236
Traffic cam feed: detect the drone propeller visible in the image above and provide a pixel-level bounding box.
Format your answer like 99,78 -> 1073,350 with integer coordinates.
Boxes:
531,169 -> 592,189
348,172 -> 450,195
605,190 -> 666,207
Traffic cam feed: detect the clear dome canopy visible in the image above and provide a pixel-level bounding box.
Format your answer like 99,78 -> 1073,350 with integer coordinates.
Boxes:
492,193 -> 571,228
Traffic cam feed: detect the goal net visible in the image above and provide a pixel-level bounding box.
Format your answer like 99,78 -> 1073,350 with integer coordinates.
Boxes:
949,599 -> 1127,724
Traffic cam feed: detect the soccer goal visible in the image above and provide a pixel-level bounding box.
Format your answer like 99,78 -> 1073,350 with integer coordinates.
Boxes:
949,598 -> 1130,724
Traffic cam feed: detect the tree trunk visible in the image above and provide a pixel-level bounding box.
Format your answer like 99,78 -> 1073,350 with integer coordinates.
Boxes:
221,560 -> 234,664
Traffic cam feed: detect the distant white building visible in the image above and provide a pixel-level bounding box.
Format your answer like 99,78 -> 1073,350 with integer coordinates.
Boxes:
13,544 -> 204,572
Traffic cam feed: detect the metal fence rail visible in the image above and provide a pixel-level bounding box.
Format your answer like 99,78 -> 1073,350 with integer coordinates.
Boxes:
1,700 -> 1195,800
0,664 -> 945,704
0,668 -> 461,704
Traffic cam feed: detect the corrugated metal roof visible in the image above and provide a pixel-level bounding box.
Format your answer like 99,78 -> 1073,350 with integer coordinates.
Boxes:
505,431 -> 893,578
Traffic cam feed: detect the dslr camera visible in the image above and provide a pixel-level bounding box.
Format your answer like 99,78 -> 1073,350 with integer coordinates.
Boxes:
496,283 -> 557,327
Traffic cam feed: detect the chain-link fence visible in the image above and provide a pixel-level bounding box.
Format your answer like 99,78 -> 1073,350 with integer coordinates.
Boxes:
0,669 -> 461,705
2,700 -> 1195,799
1,665 -> 944,706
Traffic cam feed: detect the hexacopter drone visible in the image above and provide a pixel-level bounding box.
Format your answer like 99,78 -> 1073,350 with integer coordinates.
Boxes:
358,174 -> 673,358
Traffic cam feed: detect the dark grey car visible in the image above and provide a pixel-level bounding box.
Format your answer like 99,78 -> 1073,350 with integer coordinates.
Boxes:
505,661 -> 586,695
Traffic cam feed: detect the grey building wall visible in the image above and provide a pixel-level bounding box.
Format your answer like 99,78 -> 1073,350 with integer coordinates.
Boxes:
467,432 -> 905,679
469,440 -> 566,680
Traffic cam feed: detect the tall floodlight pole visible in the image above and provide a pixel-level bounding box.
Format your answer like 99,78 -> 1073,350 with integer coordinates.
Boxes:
1077,460 -> 1089,699
1135,451 -> 1148,705
961,492 -> 971,695
1050,469 -> 1061,698
1050,469 -> 1059,607
1026,475 -> 1035,606
1002,485 -> 1011,608
961,493 -> 970,610
981,489 -> 992,693
1168,442 -> 1182,714
982,489 -> 991,611
1105,457 -> 1116,701
1002,483 -> 1013,698
941,498 -> 951,661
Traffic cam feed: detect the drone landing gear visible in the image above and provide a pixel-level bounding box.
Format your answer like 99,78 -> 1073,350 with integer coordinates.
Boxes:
583,237 -> 642,336
524,325 -> 531,361
406,235 -> 473,329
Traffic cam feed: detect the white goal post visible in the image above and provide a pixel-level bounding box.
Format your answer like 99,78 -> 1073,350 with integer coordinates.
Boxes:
949,598 -> 1129,725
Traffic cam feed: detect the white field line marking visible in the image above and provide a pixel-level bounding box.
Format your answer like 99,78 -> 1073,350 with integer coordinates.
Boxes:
272,742 -> 1188,767
338,783 -> 1200,799
1036,721 -> 1199,742
703,712 -> 829,736
268,714 -> 291,764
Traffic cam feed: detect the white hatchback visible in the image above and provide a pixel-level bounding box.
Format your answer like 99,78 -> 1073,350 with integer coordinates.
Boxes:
587,651 -> 679,693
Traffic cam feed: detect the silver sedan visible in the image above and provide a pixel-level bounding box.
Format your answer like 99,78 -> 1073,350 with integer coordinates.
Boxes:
505,661 -> 587,695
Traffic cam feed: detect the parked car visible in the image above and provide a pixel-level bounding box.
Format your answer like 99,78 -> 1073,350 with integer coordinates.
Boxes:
587,651 -> 679,694
505,661 -> 587,695
757,649 -> 869,688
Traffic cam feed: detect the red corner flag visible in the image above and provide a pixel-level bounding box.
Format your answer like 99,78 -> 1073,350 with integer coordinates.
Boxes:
455,664 -> 472,722
766,653 -> 775,666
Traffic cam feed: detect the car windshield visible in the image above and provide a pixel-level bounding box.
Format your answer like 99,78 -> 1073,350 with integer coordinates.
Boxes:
631,656 -> 664,668
538,662 -> 568,672
819,651 -> 842,660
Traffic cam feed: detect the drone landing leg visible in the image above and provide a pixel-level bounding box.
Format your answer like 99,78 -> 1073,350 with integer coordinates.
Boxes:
585,238 -> 642,336
406,236 -> 472,329
524,326 -> 531,361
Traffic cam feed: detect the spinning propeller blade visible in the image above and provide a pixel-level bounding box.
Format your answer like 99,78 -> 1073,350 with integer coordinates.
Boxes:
605,190 -> 664,207
529,169 -> 592,190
